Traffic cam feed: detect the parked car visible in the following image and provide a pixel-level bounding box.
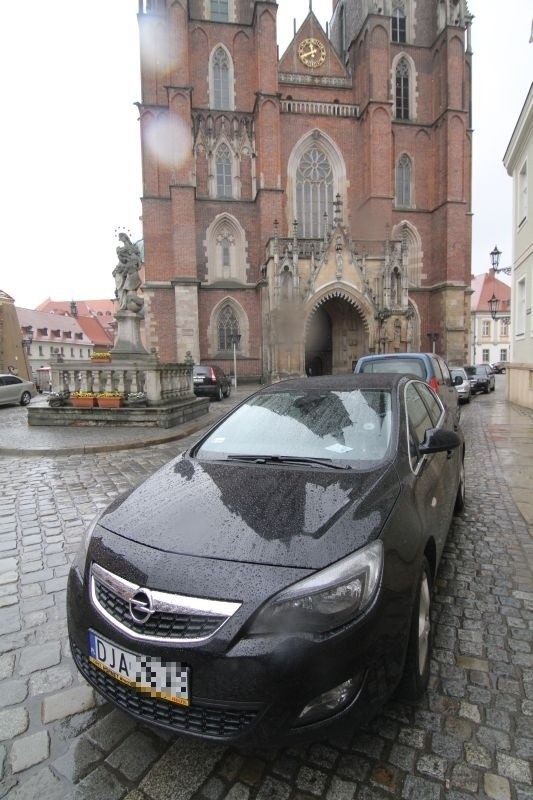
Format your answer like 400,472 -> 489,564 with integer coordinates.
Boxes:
477,361 -> 495,375
491,361 -> 507,374
464,364 -> 495,394
67,373 -> 465,747
192,365 -> 231,401
450,367 -> 471,404
354,353 -> 460,428
0,374 -> 37,407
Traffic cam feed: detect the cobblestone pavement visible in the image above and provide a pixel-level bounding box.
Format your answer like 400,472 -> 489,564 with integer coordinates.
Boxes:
0,378 -> 532,800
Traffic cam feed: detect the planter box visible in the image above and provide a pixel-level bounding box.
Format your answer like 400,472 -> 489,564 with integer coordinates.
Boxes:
71,397 -> 97,408
97,397 -> 124,408
91,358 -> 111,365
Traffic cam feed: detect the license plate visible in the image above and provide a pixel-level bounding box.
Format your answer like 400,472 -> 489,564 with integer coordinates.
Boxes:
88,631 -> 190,706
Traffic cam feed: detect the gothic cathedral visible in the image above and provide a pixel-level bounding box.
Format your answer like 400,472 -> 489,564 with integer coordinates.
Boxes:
137,0 -> 473,380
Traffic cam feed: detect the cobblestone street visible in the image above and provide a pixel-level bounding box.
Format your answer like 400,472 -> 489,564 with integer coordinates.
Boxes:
0,380 -> 532,800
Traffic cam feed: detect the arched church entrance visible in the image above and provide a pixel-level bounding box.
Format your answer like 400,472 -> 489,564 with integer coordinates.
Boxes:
305,296 -> 368,376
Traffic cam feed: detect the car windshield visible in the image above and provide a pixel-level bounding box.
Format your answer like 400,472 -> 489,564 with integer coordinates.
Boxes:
464,366 -> 476,377
196,388 -> 393,467
359,358 -> 425,378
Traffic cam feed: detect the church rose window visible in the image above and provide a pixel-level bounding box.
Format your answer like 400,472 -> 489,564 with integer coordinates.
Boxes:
296,146 -> 334,239
218,305 -> 240,351
395,58 -> 410,120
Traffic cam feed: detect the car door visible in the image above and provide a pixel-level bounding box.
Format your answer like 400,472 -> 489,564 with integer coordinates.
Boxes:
4,376 -> 21,404
405,381 -> 456,560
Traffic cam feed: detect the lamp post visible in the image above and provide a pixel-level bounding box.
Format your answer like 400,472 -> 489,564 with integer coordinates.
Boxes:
488,293 -> 510,324
489,245 -> 512,275
230,334 -> 241,389
22,331 -> 33,355
427,332 -> 438,354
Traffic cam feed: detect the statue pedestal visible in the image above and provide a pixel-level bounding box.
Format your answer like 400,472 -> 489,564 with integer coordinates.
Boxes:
111,310 -> 150,359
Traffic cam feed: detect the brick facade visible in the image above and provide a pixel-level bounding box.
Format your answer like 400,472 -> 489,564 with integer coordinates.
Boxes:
137,0 -> 473,378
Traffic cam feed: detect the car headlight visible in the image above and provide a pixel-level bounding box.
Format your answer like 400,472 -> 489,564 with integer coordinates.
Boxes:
249,541 -> 383,635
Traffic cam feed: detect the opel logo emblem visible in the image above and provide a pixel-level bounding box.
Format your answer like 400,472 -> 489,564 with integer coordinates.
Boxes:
129,589 -> 154,624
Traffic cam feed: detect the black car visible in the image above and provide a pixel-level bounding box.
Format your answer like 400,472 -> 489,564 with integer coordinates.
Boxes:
491,361 -> 507,374
192,364 -> 231,401
67,374 -> 464,747
464,365 -> 495,394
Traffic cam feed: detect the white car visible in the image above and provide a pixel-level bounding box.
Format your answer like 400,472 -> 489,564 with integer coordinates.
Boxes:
450,367 -> 471,404
0,374 -> 37,406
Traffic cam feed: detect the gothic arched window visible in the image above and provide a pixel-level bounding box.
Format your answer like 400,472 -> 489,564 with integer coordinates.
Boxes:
296,146 -> 334,238
395,58 -> 410,119
210,0 -> 229,21
396,153 -> 412,206
218,305 -> 240,351
216,144 -> 233,198
392,8 -> 406,43
212,47 -> 231,109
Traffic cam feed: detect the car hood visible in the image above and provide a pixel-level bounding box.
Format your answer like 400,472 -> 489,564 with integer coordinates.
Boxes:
98,455 -> 401,570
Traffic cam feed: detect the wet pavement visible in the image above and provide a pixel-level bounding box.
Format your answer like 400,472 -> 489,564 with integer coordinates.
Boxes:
0,374 -> 532,800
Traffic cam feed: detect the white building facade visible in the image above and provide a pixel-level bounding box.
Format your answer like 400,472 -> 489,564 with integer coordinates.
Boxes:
504,82 -> 533,409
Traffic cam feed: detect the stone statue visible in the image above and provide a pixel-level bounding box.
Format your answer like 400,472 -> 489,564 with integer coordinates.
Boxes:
113,233 -> 144,313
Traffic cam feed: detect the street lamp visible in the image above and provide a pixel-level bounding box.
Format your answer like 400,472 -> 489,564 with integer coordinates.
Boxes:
230,334 -> 241,389
488,293 -> 510,324
427,332 -> 438,354
489,245 -> 512,275
22,330 -> 33,355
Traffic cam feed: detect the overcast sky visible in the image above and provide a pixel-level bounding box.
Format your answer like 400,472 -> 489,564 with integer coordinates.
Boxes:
1,1 -> 531,309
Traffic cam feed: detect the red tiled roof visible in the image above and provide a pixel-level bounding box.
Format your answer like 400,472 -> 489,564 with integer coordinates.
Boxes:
471,271 -> 511,313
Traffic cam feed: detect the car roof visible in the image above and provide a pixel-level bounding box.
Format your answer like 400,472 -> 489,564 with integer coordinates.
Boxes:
256,373 -> 411,393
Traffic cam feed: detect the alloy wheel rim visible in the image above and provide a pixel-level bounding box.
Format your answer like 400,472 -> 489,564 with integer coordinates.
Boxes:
418,574 -> 431,675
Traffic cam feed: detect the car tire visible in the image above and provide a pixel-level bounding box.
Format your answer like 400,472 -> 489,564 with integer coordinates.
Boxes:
224,385 -> 231,398
483,387 -> 489,394
465,396 -> 471,404
216,386 -> 223,401
20,392 -> 31,406
397,557 -> 432,701
454,455 -> 466,514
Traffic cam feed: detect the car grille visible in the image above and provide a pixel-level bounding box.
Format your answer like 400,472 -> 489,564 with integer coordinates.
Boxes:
95,581 -> 223,640
72,642 -> 259,739
90,563 -> 241,644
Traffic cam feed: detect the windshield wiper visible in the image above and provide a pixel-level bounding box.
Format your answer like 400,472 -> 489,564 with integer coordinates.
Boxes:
225,454 -> 351,470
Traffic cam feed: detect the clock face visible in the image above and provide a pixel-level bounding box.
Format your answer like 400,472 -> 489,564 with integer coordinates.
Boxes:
298,37 -> 326,69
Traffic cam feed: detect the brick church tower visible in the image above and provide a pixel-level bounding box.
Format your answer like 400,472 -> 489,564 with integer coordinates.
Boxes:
136,0 -> 473,380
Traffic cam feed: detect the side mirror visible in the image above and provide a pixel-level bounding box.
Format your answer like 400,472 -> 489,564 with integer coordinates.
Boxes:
454,375 -> 463,386
419,427 -> 461,455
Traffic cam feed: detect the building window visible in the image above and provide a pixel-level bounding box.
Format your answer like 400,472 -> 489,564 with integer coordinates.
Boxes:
516,276 -> 526,335
500,349 -> 508,362
80,349 -> 83,357
518,160 -> 528,226
216,144 -> 233,198
212,47 -> 231,109
296,146 -> 334,238
395,58 -> 410,120
482,320 -> 491,337
210,0 -> 228,21
39,346 -> 43,356
500,318 -> 510,337
71,348 -> 75,357
218,305 -> 240,351
396,154 -> 412,206
392,8 -> 406,43
482,349 -> 490,362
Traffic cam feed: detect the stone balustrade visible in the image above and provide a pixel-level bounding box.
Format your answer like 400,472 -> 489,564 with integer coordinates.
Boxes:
51,358 -> 194,406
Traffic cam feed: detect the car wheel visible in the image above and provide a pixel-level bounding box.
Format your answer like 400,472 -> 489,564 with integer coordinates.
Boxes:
483,386 -> 489,394
465,395 -> 471,404
454,455 -> 466,514
224,384 -> 231,398
20,392 -> 31,406
397,557 -> 432,701
216,386 -> 223,401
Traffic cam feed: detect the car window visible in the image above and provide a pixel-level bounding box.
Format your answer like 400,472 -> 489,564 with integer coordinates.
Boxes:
4,376 -> 21,386
405,383 -> 435,470
430,357 -> 444,385
437,357 -> 452,386
358,358 -> 425,378
196,388 -> 393,466
416,382 -> 444,427
193,367 -> 210,377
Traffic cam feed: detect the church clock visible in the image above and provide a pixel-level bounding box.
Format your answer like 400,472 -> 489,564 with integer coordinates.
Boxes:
298,38 -> 326,68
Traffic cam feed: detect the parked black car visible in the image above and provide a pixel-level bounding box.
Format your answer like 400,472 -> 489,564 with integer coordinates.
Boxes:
67,374 -> 464,747
192,365 -> 231,401
491,361 -> 507,374
464,364 -> 495,394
